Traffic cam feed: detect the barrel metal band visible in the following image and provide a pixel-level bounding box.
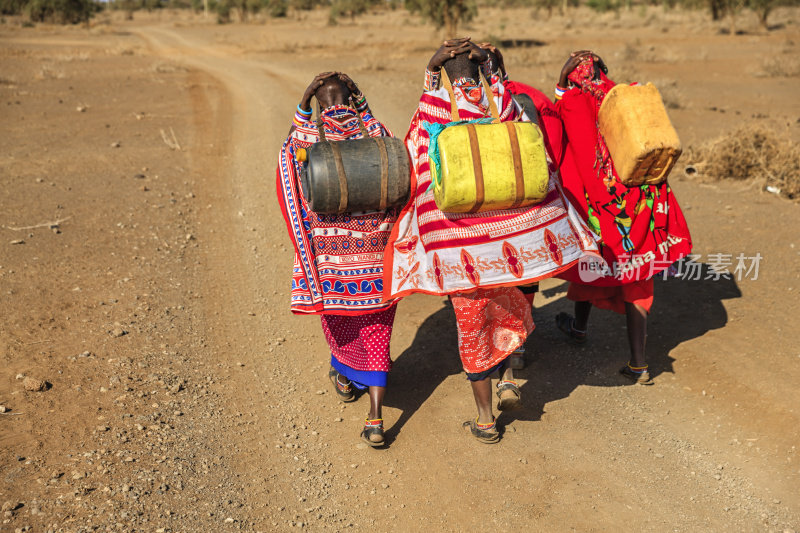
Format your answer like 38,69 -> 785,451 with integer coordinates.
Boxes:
329,142 -> 349,213
375,138 -> 389,211
466,124 -> 485,213
506,122 -> 525,209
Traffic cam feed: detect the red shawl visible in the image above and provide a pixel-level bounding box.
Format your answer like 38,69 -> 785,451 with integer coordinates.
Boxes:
556,62 -> 692,286
504,80 -> 565,167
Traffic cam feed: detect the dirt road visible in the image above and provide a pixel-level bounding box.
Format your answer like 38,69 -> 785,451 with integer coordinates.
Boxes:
2,9 -> 799,532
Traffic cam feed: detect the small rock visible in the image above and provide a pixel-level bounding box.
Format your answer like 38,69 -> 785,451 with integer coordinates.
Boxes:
110,327 -> 127,338
133,173 -> 146,179
76,105 -> 87,112
111,141 -> 121,148
22,377 -> 47,392
15,374 -> 25,380
10,239 -> 24,245
0,405 -> 7,413
224,517 -> 234,523
3,501 -> 22,512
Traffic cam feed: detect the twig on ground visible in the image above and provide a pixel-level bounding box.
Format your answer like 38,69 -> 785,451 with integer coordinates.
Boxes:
160,127 -> 181,151
11,338 -> 52,346
0,412 -> 23,416
3,216 -> 72,231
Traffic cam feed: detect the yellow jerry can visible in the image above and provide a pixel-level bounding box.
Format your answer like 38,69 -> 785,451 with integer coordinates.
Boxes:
598,82 -> 682,187
432,121 -> 550,213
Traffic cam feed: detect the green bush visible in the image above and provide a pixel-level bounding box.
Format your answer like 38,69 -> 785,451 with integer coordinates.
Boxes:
267,0 -> 287,16
587,0 -> 619,12
0,0 -> 27,14
24,0 -> 100,22
404,0 -> 477,35
290,0 -> 325,8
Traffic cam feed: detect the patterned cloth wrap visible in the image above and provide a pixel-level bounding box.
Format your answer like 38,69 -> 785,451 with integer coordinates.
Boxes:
322,304 -> 397,387
556,57 -> 693,286
451,287 -> 535,375
383,67 -> 599,299
276,105 -> 399,315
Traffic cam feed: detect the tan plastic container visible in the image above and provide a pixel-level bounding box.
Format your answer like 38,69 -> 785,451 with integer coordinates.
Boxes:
598,83 -> 682,187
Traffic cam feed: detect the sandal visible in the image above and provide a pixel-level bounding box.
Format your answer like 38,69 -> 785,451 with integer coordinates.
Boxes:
555,312 -> 588,344
463,417 -> 500,444
328,367 -> 356,402
619,364 -> 653,386
360,418 -> 385,447
496,380 -> 522,411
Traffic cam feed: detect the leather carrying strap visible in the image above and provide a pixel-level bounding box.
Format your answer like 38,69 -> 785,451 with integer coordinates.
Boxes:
439,68 -> 461,123
314,96 -> 369,140
375,137 -> 389,211
349,96 -> 370,137
505,122 -> 525,208
440,68 -> 501,123
315,99 -> 327,142
314,96 -> 372,213
466,124 -> 485,213
329,142 -> 349,213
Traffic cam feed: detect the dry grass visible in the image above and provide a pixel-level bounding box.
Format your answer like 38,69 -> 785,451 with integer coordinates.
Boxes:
35,63 -> 66,80
757,55 -> 800,78
686,126 -> 800,201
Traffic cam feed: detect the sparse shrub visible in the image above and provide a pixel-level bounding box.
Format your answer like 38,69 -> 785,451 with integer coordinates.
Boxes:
290,0 -> 324,8
24,0 -> 100,23
0,0 -> 27,15
687,126 -> 800,200
267,0 -> 286,16
760,55 -> 800,77
330,0 -> 376,21
404,0 -> 477,35
587,0 -> 619,12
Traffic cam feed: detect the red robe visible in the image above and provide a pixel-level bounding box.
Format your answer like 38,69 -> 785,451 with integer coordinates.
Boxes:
504,80 -> 564,167
556,66 -> 692,288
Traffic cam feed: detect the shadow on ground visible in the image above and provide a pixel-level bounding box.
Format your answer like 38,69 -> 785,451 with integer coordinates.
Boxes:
385,263 -> 742,437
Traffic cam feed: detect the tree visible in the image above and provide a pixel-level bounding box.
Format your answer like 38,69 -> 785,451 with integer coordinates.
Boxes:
330,0 -> 375,20
24,0 -> 100,22
405,0 -> 477,36
290,0 -> 325,8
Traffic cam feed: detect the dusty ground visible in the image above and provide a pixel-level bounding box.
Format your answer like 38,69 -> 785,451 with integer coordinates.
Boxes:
1,5 -> 799,532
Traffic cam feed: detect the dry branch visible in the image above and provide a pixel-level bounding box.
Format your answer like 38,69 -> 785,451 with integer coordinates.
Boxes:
160,127 -> 182,151
3,216 -> 72,231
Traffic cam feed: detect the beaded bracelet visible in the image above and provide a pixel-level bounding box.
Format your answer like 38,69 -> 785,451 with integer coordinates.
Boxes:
296,104 -> 312,117
293,113 -> 308,128
554,85 -> 567,100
